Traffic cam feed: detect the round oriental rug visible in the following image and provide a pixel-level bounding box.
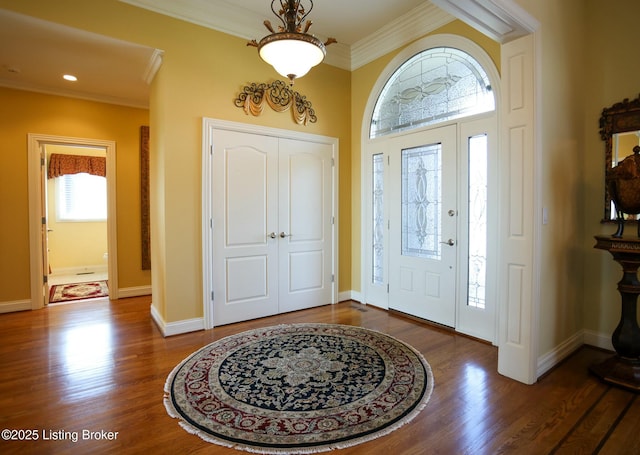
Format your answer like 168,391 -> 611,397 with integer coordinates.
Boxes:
164,323 -> 434,454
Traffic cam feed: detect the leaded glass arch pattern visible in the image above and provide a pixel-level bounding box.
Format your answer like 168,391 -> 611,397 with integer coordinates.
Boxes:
370,47 -> 495,138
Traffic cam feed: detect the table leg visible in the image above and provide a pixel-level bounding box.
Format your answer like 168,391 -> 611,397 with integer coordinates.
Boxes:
589,253 -> 640,391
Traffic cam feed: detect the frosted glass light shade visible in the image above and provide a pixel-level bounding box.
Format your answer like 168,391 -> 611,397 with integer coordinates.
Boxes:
258,33 -> 326,81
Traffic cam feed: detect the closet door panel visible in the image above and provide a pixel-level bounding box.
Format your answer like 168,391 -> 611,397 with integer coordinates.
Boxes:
278,138 -> 333,313
212,129 -> 279,325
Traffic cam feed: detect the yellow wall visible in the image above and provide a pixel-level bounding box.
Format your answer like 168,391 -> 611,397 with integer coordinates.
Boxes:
46,145 -> 108,272
0,86 -> 150,300
0,0 -> 351,323
138,5 -> 351,323
582,0 -> 640,335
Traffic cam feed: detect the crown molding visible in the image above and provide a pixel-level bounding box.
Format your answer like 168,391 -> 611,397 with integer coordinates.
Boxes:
120,0 -> 454,72
0,80 -> 150,109
120,1 -> 538,70
120,0 -> 263,41
350,3 -> 455,70
120,0 -> 354,69
430,0 -> 539,43
143,49 -> 164,85
0,44 -> 161,108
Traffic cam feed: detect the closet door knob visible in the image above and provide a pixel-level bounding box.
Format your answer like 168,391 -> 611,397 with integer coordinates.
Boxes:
280,232 -> 292,238
268,232 -> 277,239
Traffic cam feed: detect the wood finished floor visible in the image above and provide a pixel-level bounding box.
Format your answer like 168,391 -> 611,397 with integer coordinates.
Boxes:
0,296 -> 638,455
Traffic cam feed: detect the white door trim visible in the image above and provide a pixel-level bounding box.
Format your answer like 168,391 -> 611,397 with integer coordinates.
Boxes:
201,118 -> 338,330
360,23 -> 541,382
496,32 -> 540,384
28,134 -> 118,309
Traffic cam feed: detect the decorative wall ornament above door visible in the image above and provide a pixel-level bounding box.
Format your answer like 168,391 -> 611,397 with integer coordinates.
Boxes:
234,80 -> 317,125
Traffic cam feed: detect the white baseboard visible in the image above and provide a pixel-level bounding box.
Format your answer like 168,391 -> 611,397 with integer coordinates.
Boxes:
536,329 -> 616,379
537,330 -> 584,378
583,329 -> 614,352
50,265 -> 108,275
0,299 -> 32,313
117,286 -> 152,299
150,303 -> 204,337
338,290 -> 362,303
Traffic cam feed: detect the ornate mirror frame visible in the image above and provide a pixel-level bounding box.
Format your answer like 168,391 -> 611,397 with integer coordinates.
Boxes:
599,94 -> 640,221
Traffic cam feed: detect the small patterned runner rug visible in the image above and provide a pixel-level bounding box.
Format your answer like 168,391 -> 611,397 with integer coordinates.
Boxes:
164,323 -> 434,454
49,281 -> 109,303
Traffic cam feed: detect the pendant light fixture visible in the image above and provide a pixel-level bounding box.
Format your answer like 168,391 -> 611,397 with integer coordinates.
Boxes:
248,0 -> 336,84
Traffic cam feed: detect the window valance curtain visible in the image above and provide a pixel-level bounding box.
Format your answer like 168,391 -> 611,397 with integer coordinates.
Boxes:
48,153 -> 106,179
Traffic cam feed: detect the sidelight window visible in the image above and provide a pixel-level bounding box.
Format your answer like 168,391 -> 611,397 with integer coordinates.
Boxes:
467,134 -> 488,309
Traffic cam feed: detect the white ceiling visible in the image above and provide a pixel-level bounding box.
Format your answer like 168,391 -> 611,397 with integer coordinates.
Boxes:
132,0 -> 430,46
120,0 -> 456,72
0,1 -> 532,109
0,1 -> 451,108
0,8 -> 161,108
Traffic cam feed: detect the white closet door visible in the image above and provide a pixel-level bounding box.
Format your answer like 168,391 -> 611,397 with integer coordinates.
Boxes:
277,138 -> 333,313
209,128 -> 334,326
212,129 -> 279,325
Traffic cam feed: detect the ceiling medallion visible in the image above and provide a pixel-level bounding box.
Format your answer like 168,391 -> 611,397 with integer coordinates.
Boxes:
248,0 -> 336,85
234,80 -> 317,125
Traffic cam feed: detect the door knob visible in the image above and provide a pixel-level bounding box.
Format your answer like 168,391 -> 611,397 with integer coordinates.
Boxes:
280,232 -> 292,238
268,232 -> 277,239
440,238 -> 455,246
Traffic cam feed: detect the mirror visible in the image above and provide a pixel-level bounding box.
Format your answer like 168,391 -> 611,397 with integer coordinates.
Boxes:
600,94 -> 640,221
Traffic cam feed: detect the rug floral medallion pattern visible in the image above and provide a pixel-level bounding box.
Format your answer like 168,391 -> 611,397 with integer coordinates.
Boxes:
49,281 -> 109,303
164,323 -> 434,454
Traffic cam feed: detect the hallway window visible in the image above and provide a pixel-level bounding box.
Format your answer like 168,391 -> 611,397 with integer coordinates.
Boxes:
370,47 -> 494,138
57,173 -> 107,221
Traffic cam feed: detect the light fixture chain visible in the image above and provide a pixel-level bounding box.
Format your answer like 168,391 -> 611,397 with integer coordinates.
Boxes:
271,0 -> 286,30
297,0 -> 314,27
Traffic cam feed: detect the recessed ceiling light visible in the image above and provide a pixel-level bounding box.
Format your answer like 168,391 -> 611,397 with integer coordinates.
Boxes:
63,74 -> 77,82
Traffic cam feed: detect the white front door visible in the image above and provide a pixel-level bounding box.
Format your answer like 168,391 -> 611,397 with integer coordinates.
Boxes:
210,128 -> 334,326
388,125 -> 457,326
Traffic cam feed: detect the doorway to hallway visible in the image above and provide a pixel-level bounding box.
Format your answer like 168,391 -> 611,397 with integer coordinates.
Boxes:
28,134 -> 118,309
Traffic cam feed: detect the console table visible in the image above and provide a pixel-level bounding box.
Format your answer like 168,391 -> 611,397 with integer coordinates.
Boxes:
592,235 -> 640,391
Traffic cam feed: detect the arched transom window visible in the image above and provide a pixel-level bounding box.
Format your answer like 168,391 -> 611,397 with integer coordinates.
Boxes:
370,47 -> 495,138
